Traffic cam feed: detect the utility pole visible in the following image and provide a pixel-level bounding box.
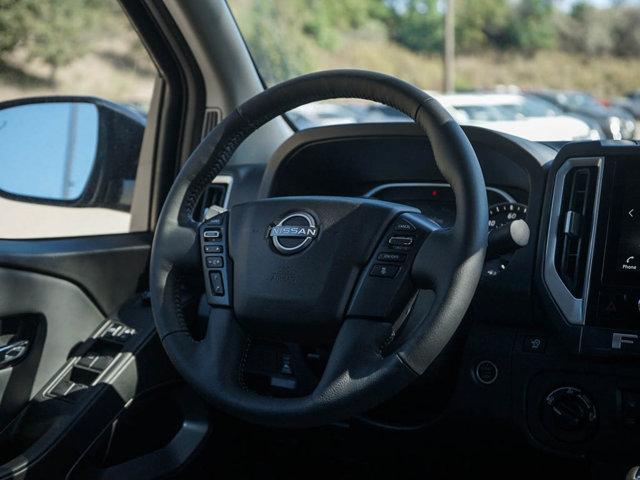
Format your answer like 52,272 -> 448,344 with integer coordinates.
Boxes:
443,0 -> 455,93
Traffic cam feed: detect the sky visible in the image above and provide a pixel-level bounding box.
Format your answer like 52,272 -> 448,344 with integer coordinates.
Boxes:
562,0 -> 639,7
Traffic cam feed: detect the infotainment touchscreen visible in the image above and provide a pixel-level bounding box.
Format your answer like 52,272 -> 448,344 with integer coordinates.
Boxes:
603,158 -> 640,285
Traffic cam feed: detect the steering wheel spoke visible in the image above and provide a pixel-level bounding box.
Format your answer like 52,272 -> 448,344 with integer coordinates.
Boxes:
180,307 -> 416,428
347,212 -> 440,321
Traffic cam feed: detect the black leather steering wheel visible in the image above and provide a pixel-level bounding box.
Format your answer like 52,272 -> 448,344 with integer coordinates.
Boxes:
150,70 -> 488,428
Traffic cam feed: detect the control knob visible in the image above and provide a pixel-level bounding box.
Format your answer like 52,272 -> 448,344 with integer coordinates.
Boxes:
540,386 -> 597,443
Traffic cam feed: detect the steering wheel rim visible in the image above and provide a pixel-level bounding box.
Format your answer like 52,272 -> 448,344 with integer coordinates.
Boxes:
150,70 -> 488,427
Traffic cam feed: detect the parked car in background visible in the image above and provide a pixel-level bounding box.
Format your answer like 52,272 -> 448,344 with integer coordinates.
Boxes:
431,93 -> 602,141
529,90 -> 636,140
291,94 -> 601,142
288,103 -> 358,128
611,93 -> 640,119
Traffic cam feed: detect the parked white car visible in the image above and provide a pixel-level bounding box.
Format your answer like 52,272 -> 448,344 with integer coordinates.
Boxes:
430,93 -> 602,141
288,102 -> 359,128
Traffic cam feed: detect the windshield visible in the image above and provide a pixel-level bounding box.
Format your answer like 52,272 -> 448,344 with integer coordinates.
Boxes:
227,0 -> 639,142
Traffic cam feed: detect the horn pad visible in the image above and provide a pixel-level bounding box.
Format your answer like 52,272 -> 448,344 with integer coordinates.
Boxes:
228,197 -> 412,340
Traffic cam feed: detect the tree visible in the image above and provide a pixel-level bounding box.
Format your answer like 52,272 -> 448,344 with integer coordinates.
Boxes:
0,0 -> 39,55
456,0 -> 511,53
385,0 -> 443,53
25,0 -> 108,81
0,0 -> 110,81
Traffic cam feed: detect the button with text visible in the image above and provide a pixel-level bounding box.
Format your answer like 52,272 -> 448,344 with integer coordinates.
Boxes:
394,219 -> 416,232
377,252 -> 406,263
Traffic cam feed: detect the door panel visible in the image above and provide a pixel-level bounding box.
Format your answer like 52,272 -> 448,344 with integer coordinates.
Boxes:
0,236 -> 151,425
0,234 -> 151,315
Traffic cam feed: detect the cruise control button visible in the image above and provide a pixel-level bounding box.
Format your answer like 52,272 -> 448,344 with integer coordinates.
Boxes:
210,271 -> 225,296
204,244 -> 223,254
369,264 -> 399,278
377,252 -> 406,263
388,236 -> 414,247
206,256 -> 224,268
394,219 -> 416,232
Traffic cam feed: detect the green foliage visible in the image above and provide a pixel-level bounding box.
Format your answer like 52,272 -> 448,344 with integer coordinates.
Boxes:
509,0 -> 556,53
239,1 -> 311,85
0,0 -> 638,90
384,0 -> 443,53
456,0 -> 511,52
0,0 -> 114,79
0,0 -> 39,53
235,0 -> 390,84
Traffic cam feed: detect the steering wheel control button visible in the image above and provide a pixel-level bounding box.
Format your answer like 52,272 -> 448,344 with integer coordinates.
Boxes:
369,264 -> 399,278
200,212 -> 232,306
388,236 -> 414,248
394,219 -> 416,232
377,252 -> 406,263
206,256 -> 224,268
204,244 -> 223,254
475,360 -> 498,385
269,212 -> 318,255
210,272 -> 225,296
203,229 -> 222,241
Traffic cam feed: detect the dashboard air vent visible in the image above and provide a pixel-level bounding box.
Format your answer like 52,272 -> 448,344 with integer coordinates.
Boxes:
555,167 -> 597,296
201,109 -> 221,140
193,184 -> 227,222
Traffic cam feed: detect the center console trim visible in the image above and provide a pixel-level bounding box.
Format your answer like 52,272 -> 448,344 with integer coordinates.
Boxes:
544,156 -> 604,325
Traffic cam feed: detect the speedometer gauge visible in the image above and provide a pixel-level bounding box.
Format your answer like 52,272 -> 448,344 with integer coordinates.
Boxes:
488,203 -> 527,231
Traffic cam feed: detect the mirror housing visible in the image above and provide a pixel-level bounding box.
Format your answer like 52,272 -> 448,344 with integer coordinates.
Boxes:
0,96 -> 145,211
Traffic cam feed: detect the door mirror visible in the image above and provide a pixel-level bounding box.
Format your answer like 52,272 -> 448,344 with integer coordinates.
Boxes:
0,102 -> 99,201
0,97 -> 145,210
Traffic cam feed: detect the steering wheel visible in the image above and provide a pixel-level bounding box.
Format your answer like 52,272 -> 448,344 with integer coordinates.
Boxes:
150,70 -> 488,428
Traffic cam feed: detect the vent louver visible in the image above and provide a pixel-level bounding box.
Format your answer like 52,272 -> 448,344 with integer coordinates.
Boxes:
193,184 -> 227,222
555,167 -> 597,296
201,109 -> 221,140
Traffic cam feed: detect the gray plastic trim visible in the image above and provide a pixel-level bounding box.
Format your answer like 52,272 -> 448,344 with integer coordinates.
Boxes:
543,157 -> 604,325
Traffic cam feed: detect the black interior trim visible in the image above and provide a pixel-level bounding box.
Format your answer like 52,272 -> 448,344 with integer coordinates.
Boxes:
0,234 -> 151,316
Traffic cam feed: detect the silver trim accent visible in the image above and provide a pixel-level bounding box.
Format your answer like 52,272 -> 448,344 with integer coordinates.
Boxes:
363,182 -> 516,204
270,212 -> 318,254
212,175 -> 233,208
0,340 -> 29,368
543,157 -> 604,325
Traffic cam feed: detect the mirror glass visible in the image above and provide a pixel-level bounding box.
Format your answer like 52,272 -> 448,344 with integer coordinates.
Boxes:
0,102 -> 98,201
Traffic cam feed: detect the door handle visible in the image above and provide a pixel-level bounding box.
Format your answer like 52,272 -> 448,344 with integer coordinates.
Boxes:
0,340 -> 29,369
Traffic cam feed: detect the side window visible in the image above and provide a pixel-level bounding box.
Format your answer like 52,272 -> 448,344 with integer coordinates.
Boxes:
0,1 -> 156,239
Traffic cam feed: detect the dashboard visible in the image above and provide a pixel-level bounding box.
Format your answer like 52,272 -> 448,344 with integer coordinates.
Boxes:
259,123 -> 547,302
222,122 -> 640,465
